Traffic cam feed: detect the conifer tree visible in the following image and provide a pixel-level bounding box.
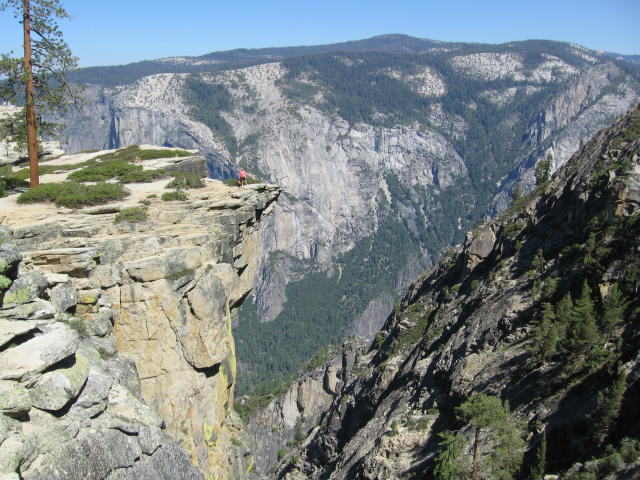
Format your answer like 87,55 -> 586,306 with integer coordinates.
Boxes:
601,285 -> 627,339
433,432 -> 468,480
528,432 -> 547,480
534,303 -> 558,364
592,371 -> 626,447
456,394 -> 525,480
567,281 -> 600,365
0,0 -> 80,187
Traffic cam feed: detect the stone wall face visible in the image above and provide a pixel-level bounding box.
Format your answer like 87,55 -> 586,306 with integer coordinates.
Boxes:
7,182 -> 280,478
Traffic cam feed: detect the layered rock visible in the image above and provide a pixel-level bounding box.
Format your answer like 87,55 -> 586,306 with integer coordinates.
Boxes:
0,227 -> 203,480
1,168 -> 280,478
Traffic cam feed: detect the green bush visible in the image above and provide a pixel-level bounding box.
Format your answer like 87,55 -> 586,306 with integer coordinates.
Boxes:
0,176 -> 29,197
17,182 -> 129,208
166,172 -> 205,189
67,161 -> 166,183
161,190 -> 188,201
67,161 -> 139,182
114,207 -> 148,224
92,145 -> 191,163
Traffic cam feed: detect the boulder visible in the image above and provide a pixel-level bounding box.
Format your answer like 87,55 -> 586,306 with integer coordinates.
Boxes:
106,383 -> 164,428
0,243 -> 21,272
0,319 -> 48,348
29,353 -> 90,412
48,282 -> 77,313
0,381 -> 31,417
2,271 -> 48,307
0,323 -> 79,381
0,299 -> 55,321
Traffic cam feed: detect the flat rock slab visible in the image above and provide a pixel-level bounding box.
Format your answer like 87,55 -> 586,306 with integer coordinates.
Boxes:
0,319 -> 48,348
0,324 -> 79,381
0,299 -> 55,321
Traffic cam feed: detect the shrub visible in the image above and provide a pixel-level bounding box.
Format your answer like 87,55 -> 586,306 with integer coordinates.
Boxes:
68,161 -> 167,183
161,190 -> 188,201
17,182 -> 129,208
166,172 -> 204,189
114,207 -> 148,224
67,161 -> 139,182
92,145 -> 191,163
0,176 -> 29,197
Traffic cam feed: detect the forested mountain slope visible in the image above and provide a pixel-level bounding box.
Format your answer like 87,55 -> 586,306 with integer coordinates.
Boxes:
277,104 -> 640,479
58,38 -> 640,398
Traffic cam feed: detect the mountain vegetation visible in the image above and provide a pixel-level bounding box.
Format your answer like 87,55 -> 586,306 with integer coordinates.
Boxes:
276,105 -> 640,479
230,42 -> 640,398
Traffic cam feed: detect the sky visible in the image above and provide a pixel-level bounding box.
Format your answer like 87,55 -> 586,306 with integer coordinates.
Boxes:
0,0 -> 638,67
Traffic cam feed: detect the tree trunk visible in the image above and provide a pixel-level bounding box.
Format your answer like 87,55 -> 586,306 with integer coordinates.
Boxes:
472,426 -> 480,480
22,0 -> 39,188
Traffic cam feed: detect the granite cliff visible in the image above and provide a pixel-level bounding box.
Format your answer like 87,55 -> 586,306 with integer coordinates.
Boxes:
58,39 -> 640,393
0,150 -> 280,479
272,105 -> 640,479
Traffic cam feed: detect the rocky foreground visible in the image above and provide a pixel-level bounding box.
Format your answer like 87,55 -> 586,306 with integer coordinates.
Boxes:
0,150 -> 280,479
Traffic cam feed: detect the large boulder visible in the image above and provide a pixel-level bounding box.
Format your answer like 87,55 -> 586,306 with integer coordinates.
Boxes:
2,271 -> 48,307
0,323 -> 79,381
48,282 -> 77,313
29,353 -> 90,412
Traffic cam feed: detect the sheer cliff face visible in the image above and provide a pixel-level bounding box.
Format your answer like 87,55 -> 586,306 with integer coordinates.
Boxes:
61,48 -> 640,345
277,106 -> 640,479
2,178 -> 280,479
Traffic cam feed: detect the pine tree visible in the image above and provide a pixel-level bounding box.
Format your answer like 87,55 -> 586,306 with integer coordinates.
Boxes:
528,432 -> 547,480
601,285 -> 627,339
433,432 -> 468,480
554,293 -> 573,344
533,303 -> 558,364
592,371 -> 626,447
0,0 -> 80,187
456,394 -> 525,480
567,281 -> 600,366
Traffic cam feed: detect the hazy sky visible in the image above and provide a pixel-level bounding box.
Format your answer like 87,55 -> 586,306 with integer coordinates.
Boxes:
0,0 -> 638,67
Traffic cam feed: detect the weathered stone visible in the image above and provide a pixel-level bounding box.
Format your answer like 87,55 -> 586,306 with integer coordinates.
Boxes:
0,381 -> 31,417
0,243 -> 21,272
76,289 -> 100,305
124,248 -> 201,283
29,353 -> 89,411
0,323 -> 79,381
88,265 -> 122,289
2,270 -> 48,307
0,319 -> 48,348
0,299 -> 55,321
69,366 -> 113,418
48,281 -> 77,313
106,383 -> 164,428
0,434 -> 33,474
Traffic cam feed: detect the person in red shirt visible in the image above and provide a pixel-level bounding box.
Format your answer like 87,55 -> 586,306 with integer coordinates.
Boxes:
239,169 -> 247,187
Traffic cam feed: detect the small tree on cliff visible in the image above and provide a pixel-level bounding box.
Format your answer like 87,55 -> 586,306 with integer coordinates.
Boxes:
0,0 -> 81,187
456,394 -> 525,480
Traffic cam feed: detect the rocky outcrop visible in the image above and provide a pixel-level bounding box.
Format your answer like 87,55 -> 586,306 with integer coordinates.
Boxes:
244,338 -> 368,477
278,105 -> 640,479
1,173 -> 280,478
0,227 -> 203,480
